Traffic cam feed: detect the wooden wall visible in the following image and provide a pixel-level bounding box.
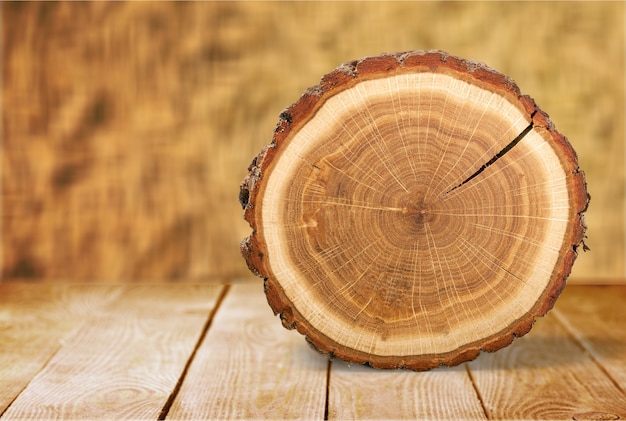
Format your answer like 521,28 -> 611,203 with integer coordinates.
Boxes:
1,2 -> 624,282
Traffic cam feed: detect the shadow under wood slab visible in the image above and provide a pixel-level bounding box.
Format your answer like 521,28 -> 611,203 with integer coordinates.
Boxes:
240,50 -> 589,370
328,362 -> 486,420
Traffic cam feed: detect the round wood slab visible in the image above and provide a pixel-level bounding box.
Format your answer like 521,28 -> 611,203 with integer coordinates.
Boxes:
239,50 -> 589,370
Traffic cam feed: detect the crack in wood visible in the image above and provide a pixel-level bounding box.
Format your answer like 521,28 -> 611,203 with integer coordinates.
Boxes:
243,51 -> 589,371
445,120 -> 535,195
0,342 -> 64,418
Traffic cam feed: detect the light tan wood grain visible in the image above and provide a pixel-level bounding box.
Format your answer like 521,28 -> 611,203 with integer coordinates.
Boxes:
328,362 -> 486,420
167,283 -> 328,420
553,285 -> 626,391
1,284 -> 224,419
0,283 -> 121,413
466,311 -> 626,419
1,283 -> 626,420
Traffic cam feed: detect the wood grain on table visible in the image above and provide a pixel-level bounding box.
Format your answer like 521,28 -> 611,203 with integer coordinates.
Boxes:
0,283 -> 625,420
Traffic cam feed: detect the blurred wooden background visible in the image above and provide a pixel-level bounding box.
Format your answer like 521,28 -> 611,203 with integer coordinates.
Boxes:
1,1 -> 623,282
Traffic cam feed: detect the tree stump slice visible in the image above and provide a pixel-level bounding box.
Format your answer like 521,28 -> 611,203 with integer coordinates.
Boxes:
239,50 -> 589,370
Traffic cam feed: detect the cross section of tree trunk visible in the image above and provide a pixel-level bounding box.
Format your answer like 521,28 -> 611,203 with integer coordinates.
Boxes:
239,50 -> 589,370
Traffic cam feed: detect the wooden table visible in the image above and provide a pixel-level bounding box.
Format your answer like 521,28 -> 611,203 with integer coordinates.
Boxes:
1,282 -> 625,420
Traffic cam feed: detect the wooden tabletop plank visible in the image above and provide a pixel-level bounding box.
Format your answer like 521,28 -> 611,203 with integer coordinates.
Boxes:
554,285 -> 626,391
1,284 -> 224,419
327,362 -> 486,420
2,283 -> 625,420
167,283 -> 328,420
0,283 -> 121,414
466,309 -> 626,420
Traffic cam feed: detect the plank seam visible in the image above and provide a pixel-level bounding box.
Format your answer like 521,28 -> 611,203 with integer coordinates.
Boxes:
158,284 -> 231,420
323,360 -> 332,420
0,340 -> 64,418
0,285 -> 125,418
552,309 -> 626,397
465,363 -> 490,419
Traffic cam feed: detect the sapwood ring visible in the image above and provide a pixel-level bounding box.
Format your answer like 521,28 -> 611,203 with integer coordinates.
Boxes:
240,50 -> 589,370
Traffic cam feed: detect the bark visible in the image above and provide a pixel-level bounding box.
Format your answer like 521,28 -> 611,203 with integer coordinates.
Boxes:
240,50 -> 589,370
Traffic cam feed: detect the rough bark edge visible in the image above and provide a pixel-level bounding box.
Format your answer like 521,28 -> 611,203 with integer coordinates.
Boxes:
239,50 -> 589,371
